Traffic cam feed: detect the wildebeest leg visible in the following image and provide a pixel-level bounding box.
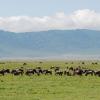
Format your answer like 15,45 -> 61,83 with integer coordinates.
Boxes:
85,73 -> 88,76
37,73 -> 40,76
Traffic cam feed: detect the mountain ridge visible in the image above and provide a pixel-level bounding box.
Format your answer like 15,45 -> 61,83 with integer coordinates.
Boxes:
0,29 -> 100,57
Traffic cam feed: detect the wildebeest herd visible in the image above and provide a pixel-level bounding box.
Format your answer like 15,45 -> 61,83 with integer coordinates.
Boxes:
0,62 -> 100,77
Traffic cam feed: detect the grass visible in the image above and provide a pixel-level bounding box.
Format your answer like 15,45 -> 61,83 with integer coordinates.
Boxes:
0,60 -> 100,100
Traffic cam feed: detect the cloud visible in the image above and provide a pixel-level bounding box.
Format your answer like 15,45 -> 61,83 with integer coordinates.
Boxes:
0,9 -> 100,32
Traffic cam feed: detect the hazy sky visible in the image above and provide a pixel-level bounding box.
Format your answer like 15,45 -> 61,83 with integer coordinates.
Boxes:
0,0 -> 99,16
0,0 -> 100,32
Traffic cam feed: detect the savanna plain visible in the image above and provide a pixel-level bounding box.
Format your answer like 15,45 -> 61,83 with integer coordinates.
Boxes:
0,60 -> 100,100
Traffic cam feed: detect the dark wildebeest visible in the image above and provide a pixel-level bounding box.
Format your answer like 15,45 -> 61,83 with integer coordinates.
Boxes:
43,70 -> 52,75
25,69 -> 35,76
0,69 -> 5,76
39,62 -> 43,64
25,69 -> 40,76
82,62 -> 85,64
95,71 -> 100,77
11,69 -> 24,76
95,62 -> 98,65
23,63 -> 27,66
54,67 -> 60,72
35,67 -> 43,74
0,69 -> 10,76
55,71 -> 63,76
84,70 -> 95,76
64,71 -> 72,76
73,68 -> 83,76
4,69 -> 10,74
69,67 -> 74,71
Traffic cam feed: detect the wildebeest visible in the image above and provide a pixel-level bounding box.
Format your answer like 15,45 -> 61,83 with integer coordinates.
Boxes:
95,71 -> 100,77
23,63 -> 27,66
54,67 -> 60,72
64,71 -> 72,76
0,69 -> 5,75
73,68 -> 83,76
0,69 -> 10,76
82,62 -> 85,64
43,70 -> 52,75
84,69 -> 95,76
1,64 -> 100,78
11,69 -> 24,76
25,69 -> 35,76
55,71 -> 63,76
25,68 -> 41,76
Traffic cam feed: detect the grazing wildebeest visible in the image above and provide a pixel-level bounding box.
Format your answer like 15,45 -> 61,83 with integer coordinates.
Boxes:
84,70 -> 95,76
54,67 -> 60,72
50,66 -> 55,69
43,70 -> 52,75
13,71 -> 23,76
25,69 -> 35,76
69,67 -> 74,71
73,68 -> 83,76
82,62 -> 85,64
95,71 -> 100,77
0,69 -> 10,76
0,69 -> 5,76
11,69 -> 24,76
36,67 -> 43,74
55,71 -> 63,76
92,62 -> 98,65
64,71 -> 72,76
95,62 -> 98,65
39,61 -> 43,64
4,69 -> 10,74
25,68 -> 40,76
23,63 -> 27,66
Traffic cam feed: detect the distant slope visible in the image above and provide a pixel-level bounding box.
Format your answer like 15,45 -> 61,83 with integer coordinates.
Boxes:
0,29 -> 100,57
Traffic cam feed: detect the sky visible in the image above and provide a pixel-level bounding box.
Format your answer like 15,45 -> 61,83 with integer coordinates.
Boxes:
0,0 -> 100,32
0,0 -> 100,17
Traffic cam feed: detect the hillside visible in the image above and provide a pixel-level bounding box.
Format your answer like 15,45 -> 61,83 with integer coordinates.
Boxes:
0,29 -> 100,57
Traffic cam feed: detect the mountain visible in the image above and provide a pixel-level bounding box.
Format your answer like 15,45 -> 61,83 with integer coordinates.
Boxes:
0,29 -> 100,57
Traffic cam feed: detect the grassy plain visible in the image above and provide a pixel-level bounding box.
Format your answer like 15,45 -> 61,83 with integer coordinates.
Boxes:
0,60 -> 100,100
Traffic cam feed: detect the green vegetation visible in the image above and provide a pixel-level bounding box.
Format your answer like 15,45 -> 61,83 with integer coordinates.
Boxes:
0,60 -> 100,100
